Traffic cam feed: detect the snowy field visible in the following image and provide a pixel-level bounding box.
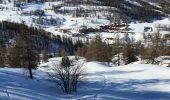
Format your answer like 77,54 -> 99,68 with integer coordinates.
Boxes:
1,61 -> 170,100
0,68 -> 59,100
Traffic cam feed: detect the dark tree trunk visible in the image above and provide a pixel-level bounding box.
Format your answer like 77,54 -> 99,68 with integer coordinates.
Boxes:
28,67 -> 33,79
27,48 -> 33,79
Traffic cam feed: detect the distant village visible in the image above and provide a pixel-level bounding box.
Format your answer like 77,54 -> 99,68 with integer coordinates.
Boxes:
2,0 -> 170,46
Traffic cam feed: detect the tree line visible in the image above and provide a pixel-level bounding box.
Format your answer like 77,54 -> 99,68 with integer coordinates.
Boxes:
76,33 -> 170,66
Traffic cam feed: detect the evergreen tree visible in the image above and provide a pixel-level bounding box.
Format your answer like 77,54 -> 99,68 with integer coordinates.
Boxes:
124,44 -> 138,64
61,56 -> 71,68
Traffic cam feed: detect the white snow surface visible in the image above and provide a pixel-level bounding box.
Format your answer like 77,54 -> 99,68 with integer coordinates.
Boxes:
126,0 -> 142,7
1,59 -> 170,100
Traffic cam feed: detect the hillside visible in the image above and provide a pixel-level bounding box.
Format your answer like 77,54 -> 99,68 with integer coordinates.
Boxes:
0,0 -> 169,53
96,0 -> 169,21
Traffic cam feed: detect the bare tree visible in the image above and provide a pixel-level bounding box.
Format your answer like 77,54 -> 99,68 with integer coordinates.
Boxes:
85,34 -> 111,62
42,48 -> 49,62
0,40 -> 6,67
8,34 -> 39,79
112,34 -> 121,66
51,56 -> 84,94
141,29 -> 166,64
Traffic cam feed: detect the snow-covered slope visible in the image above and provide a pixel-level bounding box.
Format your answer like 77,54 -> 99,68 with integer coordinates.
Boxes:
82,62 -> 170,99
0,68 -> 59,100
1,59 -> 170,99
39,59 -> 170,100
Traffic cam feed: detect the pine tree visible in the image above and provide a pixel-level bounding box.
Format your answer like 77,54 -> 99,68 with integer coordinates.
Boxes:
124,44 -> 138,64
61,56 -> 71,68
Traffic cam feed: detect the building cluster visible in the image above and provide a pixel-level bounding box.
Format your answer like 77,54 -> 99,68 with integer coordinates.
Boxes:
100,22 -> 128,32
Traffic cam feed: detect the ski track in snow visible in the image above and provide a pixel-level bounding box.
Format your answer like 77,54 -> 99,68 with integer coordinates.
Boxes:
77,74 -> 107,100
5,87 -> 11,100
94,73 -> 107,100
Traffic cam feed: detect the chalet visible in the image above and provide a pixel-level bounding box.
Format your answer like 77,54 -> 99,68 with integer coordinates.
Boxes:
72,33 -> 85,37
34,9 -> 45,16
144,27 -> 153,32
59,28 -> 71,33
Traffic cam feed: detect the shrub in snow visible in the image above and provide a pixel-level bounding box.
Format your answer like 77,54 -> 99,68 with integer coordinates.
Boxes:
51,56 -> 84,94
